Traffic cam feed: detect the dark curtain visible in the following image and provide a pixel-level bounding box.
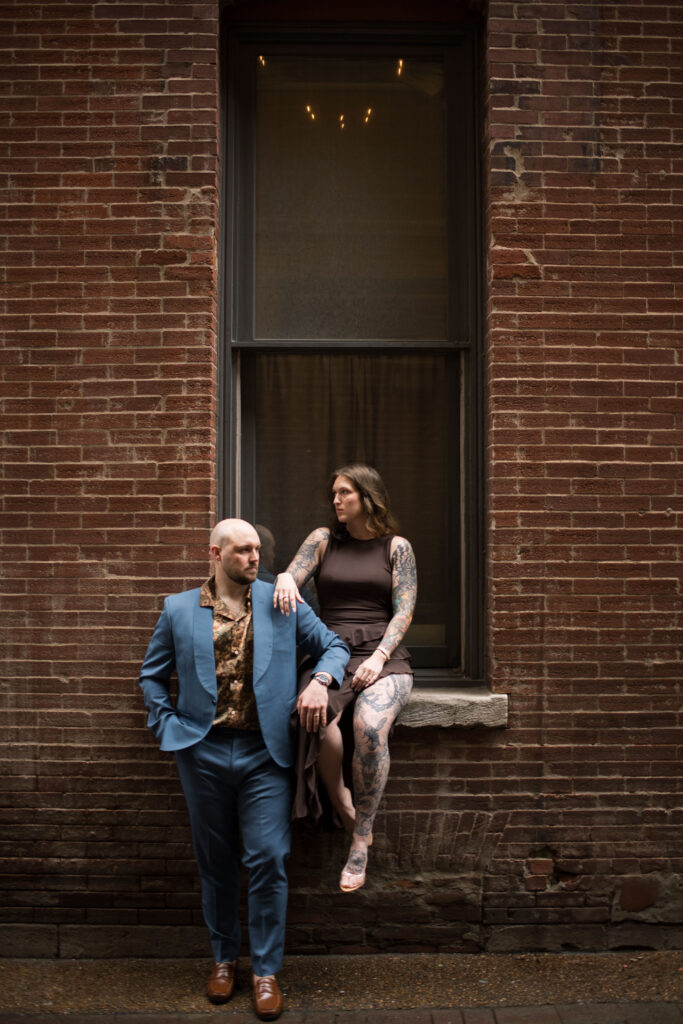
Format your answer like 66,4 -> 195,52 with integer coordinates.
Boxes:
246,351 -> 453,641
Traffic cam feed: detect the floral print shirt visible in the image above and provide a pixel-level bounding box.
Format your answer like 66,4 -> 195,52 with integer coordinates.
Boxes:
199,576 -> 259,731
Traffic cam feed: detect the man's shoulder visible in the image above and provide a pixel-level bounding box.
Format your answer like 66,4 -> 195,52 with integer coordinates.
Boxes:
164,586 -> 203,610
251,577 -> 315,627
252,577 -> 275,599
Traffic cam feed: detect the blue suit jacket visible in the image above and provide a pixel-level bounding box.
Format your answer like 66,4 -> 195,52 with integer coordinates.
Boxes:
139,578 -> 350,767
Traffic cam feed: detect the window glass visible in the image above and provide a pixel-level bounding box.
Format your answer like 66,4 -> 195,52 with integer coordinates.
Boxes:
226,28 -> 482,678
243,352 -> 455,663
254,56 -> 447,340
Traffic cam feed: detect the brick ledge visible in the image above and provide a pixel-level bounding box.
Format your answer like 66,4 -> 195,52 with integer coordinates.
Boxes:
398,687 -> 508,729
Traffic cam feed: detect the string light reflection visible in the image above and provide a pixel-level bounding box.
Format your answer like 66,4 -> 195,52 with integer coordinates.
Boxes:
304,105 -> 374,126
256,59 -> 411,128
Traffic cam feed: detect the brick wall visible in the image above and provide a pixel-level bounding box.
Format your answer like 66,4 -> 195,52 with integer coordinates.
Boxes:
1,0 -> 681,958
483,0 -> 682,951
0,0 -> 220,956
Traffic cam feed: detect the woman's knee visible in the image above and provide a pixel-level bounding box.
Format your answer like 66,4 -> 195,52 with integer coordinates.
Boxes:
353,715 -> 391,756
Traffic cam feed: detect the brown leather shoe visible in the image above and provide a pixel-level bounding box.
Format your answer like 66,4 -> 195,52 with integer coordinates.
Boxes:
206,960 -> 236,1004
252,973 -> 284,1021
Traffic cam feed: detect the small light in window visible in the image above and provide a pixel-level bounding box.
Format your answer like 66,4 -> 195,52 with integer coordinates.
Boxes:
364,107 -> 372,124
339,113 -> 345,130
258,55 -> 266,67
397,59 -> 404,76
306,104 -> 316,121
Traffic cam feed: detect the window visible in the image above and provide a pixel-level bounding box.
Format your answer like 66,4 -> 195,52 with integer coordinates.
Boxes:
253,54 -> 447,342
221,22 -> 483,682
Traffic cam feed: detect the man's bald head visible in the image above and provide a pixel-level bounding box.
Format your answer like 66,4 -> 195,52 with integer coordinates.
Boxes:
210,518 -> 260,552
209,519 -> 261,594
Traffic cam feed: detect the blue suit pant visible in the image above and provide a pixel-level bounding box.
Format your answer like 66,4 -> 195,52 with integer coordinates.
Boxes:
175,728 -> 292,976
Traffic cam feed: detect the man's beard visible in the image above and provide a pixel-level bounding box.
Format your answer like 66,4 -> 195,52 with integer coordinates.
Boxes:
228,567 -> 257,585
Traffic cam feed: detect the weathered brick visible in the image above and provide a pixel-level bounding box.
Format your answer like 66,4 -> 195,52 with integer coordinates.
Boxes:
0,0 -> 680,958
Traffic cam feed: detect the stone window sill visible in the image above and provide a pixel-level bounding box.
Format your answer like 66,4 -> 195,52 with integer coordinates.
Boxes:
397,686 -> 508,729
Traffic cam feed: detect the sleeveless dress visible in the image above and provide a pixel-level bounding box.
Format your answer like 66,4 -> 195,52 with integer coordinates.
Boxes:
291,532 -> 412,823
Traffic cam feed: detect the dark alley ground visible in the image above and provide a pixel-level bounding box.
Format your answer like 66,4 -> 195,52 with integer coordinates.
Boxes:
0,950 -> 680,1022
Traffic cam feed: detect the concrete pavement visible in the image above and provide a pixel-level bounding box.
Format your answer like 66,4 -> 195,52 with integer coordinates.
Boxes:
1,1011 -> 682,1024
0,951 -> 680,1023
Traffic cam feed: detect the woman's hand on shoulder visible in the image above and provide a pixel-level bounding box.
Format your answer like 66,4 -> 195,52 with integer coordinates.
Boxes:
273,572 -> 302,616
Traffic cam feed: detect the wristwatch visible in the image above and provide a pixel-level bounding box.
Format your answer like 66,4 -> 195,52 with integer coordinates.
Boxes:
311,672 -> 332,687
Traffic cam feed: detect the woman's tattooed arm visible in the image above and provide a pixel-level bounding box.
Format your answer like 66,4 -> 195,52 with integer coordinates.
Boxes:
380,537 -> 417,655
285,527 -> 330,586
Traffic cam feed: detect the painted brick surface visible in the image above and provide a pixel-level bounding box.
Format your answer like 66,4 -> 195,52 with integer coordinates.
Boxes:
1,0 -> 681,957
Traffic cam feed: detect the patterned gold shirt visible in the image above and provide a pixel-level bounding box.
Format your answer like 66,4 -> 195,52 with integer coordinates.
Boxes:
199,577 -> 260,731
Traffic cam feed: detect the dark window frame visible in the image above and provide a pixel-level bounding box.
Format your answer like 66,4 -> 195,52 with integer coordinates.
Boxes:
219,19 -> 485,685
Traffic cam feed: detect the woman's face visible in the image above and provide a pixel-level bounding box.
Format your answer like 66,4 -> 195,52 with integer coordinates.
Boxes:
332,475 -> 364,525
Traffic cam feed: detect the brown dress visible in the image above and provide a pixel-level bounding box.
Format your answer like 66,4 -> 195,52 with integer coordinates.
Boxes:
291,532 -> 412,822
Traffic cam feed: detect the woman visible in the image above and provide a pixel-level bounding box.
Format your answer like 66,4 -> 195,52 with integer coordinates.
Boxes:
273,463 -> 417,892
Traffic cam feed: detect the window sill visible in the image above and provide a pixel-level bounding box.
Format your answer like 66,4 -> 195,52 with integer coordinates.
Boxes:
397,686 -> 508,729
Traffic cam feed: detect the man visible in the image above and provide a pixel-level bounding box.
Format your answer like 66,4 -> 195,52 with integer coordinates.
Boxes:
139,519 -> 349,1021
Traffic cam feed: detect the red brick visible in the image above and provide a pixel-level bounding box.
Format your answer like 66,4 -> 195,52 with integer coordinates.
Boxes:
0,0 -> 680,957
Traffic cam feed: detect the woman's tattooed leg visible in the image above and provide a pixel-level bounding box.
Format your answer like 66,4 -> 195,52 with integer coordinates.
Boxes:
339,673 -> 412,889
352,673 -> 413,837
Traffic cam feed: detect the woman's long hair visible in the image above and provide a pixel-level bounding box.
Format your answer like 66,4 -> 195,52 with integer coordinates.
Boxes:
329,463 -> 399,539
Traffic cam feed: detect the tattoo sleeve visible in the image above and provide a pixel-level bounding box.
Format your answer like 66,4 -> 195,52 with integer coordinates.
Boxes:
381,538 -> 417,655
285,527 -> 329,586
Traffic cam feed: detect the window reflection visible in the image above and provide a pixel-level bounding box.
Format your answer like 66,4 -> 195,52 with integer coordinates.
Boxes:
254,56 -> 447,341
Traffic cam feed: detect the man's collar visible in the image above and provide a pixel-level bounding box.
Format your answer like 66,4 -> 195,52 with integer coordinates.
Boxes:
199,576 -> 216,607
200,576 -> 252,613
